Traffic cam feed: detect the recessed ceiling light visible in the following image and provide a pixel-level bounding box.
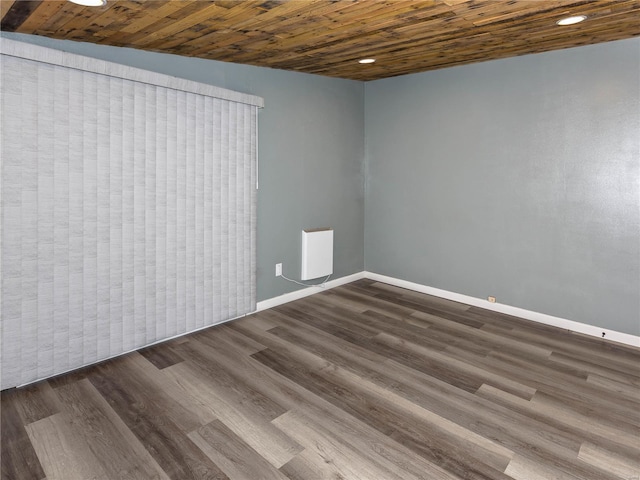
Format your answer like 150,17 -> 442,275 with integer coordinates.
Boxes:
69,0 -> 106,6
556,15 -> 587,26
359,58 -> 376,64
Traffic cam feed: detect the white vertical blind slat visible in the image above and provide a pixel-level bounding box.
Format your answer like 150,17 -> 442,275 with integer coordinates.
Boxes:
20,59 -> 39,383
228,102 -> 238,319
109,77 -> 124,357
67,68 -> 85,370
1,52 -> 258,390
121,79 -> 135,354
53,65 -> 70,373
145,85 -> 157,344
212,99 -> 223,325
96,73 -> 111,360
244,105 -> 254,313
36,63 -> 55,379
195,95 -> 205,331
185,93 -> 196,333
83,71 -> 99,364
176,91 -> 187,337
220,101 -> 230,319
203,99 -> 213,326
2,57 -> 24,386
133,81 -> 146,347
166,89 -> 178,339
155,88 -> 168,341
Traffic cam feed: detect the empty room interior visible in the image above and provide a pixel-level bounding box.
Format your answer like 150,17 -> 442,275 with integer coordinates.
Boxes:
1,1 -> 639,479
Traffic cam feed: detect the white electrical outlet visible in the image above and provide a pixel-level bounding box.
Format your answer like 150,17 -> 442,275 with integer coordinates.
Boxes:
488,296 -> 496,303
275,263 -> 282,277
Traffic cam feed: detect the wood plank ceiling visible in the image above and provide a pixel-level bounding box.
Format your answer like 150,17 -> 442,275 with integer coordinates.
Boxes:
2,0 -> 640,81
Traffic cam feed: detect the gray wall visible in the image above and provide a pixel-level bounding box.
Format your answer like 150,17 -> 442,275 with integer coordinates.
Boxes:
365,38 -> 640,335
2,33 -> 365,303
4,33 -> 638,336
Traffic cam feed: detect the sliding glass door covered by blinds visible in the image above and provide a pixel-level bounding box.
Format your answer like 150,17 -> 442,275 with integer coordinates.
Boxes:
0,39 -> 263,389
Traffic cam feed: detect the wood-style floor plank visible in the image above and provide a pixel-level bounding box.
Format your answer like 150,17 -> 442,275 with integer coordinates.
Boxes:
89,353 -> 212,432
2,279 -> 639,480
189,419 -> 289,480
25,413 -> 111,480
10,382 -> 60,426
475,384 -> 640,465
1,390 -> 46,480
503,454 -> 582,480
54,379 -> 170,480
578,442 -> 640,479
273,410 -> 408,480
85,366 -> 228,480
138,340 -> 186,370
163,356 -> 303,469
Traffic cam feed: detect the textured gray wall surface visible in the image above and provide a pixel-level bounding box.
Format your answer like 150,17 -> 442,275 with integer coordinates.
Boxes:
2,33 -> 365,302
3,34 -> 638,336
365,38 -> 640,335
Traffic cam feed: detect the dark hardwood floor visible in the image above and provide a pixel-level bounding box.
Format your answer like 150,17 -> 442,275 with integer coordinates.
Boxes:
2,279 -> 639,480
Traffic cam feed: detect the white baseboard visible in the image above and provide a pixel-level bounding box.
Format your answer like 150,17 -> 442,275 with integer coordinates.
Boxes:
364,271 -> 640,348
252,270 -> 639,348
256,271 -> 366,312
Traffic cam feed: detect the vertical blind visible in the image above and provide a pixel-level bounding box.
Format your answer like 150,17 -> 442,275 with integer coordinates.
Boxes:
1,40 -> 263,389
